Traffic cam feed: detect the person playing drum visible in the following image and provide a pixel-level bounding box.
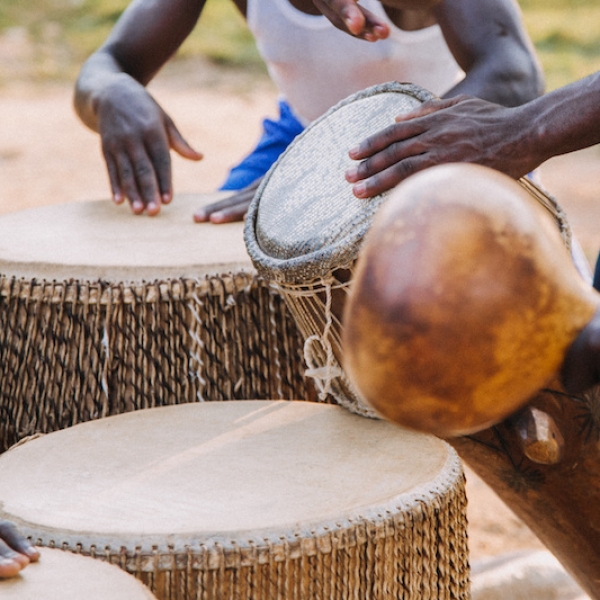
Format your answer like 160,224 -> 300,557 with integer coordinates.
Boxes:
0,520 -> 39,579
74,0 -> 542,220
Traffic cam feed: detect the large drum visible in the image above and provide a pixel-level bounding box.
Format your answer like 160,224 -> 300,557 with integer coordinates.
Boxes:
2,547 -> 157,600
0,400 -> 470,600
0,194 -> 308,451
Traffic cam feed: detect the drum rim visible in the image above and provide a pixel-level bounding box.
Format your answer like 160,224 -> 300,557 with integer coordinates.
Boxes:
244,82 -> 436,285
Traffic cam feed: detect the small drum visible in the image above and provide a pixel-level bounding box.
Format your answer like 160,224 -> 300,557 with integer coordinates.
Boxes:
0,194 -> 308,451
244,82 -> 574,419
0,401 -> 469,600
245,82 -> 434,417
2,547 -> 157,600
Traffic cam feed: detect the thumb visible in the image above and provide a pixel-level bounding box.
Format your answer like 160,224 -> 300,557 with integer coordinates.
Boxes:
165,116 -> 204,161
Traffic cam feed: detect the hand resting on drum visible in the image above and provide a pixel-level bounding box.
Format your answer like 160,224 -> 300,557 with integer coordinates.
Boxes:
345,66 -> 600,199
193,179 -> 261,224
77,66 -> 203,216
0,519 -> 39,578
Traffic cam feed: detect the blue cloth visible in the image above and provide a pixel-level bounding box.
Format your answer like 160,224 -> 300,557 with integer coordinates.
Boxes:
219,99 -> 305,191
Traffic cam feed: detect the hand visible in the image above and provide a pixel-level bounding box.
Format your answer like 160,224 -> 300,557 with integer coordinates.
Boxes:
312,0 -> 389,41
97,76 -> 203,216
0,520 -> 40,578
345,95 -> 532,198
193,179 -> 262,224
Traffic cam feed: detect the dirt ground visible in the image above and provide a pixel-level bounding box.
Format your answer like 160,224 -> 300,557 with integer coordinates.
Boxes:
1,67 -> 599,565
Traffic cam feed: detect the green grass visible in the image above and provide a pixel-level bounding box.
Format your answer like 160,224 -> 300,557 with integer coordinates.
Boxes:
0,0 -> 599,90
519,0 -> 600,91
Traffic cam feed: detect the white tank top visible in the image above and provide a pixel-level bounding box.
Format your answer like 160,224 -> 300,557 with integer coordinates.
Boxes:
247,0 -> 465,124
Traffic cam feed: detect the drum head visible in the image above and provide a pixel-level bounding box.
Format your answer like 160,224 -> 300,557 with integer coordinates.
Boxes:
245,82 -> 434,284
0,193 -> 251,282
1,548 -> 156,600
0,401 -> 460,550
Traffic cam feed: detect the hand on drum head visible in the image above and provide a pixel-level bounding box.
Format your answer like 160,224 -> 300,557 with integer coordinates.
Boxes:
311,0 -> 389,40
193,179 -> 261,224
345,95 -> 537,198
97,76 -> 203,216
0,520 -> 39,579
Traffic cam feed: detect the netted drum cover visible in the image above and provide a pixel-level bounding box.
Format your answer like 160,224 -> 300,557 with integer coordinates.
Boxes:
0,401 -> 470,600
245,82 -> 434,417
245,82 -> 576,419
0,194 -> 308,452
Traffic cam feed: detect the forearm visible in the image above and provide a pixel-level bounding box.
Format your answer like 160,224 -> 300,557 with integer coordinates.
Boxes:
520,72 -> 600,165
74,0 -> 204,132
443,45 -> 543,107
435,0 -> 544,107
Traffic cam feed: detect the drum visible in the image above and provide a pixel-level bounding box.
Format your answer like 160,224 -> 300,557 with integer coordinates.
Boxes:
245,82 -> 435,418
0,194 -> 308,451
0,400 -> 470,600
338,164 -> 600,596
244,82 -> 575,419
2,547 -> 157,600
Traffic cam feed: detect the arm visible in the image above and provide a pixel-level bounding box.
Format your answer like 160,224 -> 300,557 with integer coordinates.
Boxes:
74,0 -> 206,216
434,0 -> 544,107
346,71 -> 600,197
0,520 -> 39,578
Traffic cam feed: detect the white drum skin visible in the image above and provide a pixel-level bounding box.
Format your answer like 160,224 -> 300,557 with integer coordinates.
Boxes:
0,401 -> 469,600
1,548 -> 156,600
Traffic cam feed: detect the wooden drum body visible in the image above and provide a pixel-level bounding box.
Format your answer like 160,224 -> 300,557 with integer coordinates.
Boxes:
1,548 -> 157,600
0,195 -> 307,451
0,401 -> 470,600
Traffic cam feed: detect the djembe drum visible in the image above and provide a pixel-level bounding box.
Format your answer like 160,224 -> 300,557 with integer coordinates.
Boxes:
0,194 -> 307,451
0,401 -> 470,600
244,82 -> 577,419
245,82 -> 435,418
2,548 -> 157,600
342,164 -> 600,599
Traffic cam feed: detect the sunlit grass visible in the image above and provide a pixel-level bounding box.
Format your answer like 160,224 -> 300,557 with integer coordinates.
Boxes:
519,0 -> 600,90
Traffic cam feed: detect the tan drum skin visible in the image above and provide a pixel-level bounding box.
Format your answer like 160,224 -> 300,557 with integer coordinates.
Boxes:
0,401 -> 470,600
0,194 -> 308,451
1,548 -> 157,600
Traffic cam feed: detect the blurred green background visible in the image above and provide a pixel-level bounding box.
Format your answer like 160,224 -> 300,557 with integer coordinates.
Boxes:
0,0 -> 599,91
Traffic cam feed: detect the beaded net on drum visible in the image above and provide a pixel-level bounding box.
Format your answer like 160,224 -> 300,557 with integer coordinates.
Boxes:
245,82 -> 575,418
245,83 -> 436,417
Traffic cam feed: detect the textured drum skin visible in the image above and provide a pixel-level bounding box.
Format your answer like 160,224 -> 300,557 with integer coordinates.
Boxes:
0,401 -> 470,600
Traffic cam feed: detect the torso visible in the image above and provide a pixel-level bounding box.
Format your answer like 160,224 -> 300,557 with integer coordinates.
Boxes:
234,0 -> 437,29
241,0 -> 464,123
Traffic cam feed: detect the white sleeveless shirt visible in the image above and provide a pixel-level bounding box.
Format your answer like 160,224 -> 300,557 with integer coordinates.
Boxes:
247,0 -> 465,124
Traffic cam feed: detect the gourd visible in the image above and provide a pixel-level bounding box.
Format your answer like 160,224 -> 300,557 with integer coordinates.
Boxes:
343,163 -> 600,437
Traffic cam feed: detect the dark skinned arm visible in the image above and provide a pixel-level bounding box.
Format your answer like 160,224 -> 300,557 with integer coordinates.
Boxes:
344,0 -> 544,197
74,0 -> 207,216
